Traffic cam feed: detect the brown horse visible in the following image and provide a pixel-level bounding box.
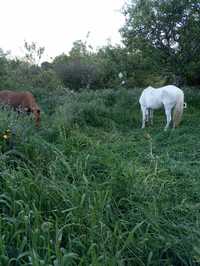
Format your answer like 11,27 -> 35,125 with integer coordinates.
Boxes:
0,90 -> 40,127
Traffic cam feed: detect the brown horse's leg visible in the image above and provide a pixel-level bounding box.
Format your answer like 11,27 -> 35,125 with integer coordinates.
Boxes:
34,109 -> 40,127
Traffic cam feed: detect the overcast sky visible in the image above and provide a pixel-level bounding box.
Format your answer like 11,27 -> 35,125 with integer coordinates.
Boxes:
0,0 -> 125,60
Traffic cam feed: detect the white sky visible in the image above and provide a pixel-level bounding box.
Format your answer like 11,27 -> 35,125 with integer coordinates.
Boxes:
0,0 -> 125,61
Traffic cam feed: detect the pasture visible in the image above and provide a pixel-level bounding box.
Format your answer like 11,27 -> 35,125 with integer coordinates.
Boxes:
0,87 -> 200,265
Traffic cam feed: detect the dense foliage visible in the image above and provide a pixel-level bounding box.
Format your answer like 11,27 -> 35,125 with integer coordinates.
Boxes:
121,0 -> 200,85
0,88 -> 200,265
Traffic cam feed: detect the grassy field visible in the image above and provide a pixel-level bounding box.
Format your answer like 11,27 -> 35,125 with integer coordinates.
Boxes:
0,87 -> 200,265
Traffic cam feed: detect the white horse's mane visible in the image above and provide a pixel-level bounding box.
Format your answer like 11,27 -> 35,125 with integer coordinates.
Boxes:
146,86 -> 154,90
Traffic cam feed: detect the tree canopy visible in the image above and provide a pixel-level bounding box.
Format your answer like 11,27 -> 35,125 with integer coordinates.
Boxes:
121,0 -> 200,85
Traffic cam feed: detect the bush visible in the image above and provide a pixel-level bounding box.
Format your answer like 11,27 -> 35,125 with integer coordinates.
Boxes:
53,89 -> 140,131
54,59 -> 100,91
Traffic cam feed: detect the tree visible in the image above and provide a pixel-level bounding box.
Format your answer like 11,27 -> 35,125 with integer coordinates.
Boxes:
121,0 -> 200,85
23,41 -> 45,65
69,40 -> 88,58
53,41 -> 99,90
95,44 -> 129,88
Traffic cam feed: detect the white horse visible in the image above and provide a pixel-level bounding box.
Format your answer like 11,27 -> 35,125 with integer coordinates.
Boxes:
139,85 -> 185,131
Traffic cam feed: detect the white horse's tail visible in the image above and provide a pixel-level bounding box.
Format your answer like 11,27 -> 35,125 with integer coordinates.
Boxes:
173,92 -> 184,128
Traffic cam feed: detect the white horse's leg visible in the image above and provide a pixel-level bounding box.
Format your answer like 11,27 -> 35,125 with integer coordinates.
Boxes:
141,106 -> 146,128
150,109 -> 153,125
146,108 -> 150,122
164,106 -> 172,131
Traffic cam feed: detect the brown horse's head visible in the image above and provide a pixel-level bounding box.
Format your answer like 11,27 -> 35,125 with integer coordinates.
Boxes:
0,90 -> 41,127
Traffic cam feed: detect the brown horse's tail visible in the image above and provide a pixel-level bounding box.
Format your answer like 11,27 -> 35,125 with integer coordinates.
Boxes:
173,92 -> 184,128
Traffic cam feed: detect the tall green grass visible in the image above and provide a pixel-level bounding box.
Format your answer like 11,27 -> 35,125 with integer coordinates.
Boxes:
0,87 -> 200,265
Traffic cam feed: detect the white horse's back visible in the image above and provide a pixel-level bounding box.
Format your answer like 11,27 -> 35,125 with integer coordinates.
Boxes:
139,85 -> 183,109
139,85 -> 184,130
160,85 -> 183,98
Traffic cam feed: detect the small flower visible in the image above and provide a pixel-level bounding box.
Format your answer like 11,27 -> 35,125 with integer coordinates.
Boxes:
3,135 -> 8,140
